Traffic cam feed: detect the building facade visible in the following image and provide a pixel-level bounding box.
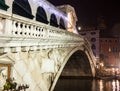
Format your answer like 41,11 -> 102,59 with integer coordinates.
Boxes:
79,26 -> 120,68
78,27 -> 100,62
100,38 -> 120,67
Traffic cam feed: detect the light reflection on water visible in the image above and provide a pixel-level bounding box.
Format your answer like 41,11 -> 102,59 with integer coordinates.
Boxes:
54,78 -> 120,91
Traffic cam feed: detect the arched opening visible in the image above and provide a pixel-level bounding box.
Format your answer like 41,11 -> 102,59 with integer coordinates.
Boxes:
91,38 -> 96,42
91,44 -> 96,50
12,0 -> 34,19
36,6 -> 49,24
54,50 -> 93,91
61,50 -> 92,77
50,14 -> 58,27
59,18 -> 66,30
0,0 -> 9,11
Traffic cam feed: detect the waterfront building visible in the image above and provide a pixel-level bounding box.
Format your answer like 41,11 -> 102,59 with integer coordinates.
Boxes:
78,26 -> 100,63
100,37 -> 120,67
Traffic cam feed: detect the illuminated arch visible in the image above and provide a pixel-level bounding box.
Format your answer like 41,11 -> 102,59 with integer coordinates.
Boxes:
36,6 -> 49,24
59,18 -> 66,29
12,0 -> 34,19
50,46 -> 96,91
50,13 -> 58,27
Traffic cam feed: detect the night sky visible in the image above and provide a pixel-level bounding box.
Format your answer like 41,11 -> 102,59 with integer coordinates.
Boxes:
48,0 -> 120,36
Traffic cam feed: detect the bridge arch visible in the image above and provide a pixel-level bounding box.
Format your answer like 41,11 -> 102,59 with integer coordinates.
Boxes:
50,47 -> 96,91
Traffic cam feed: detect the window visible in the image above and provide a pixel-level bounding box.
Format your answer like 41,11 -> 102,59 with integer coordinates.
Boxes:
91,32 -> 96,35
81,33 -> 86,36
91,44 -> 96,50
91,38 -> 96,42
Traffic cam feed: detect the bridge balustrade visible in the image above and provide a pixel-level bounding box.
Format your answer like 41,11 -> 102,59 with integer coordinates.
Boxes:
0,1 -> 97,91
0,8 -> 83,52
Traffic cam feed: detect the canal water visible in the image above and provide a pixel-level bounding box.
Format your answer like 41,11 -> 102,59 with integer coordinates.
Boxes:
54,78 -> 120,91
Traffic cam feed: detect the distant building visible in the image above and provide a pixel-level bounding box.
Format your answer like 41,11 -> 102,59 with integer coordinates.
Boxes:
78,26 -> 100,62
78,24 -> 120,68
78,14 -> 120,68
100,37 -> 120,67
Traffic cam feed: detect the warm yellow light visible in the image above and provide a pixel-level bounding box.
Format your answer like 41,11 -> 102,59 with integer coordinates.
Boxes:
100,62 -> 104,67
78,26 -> 81,30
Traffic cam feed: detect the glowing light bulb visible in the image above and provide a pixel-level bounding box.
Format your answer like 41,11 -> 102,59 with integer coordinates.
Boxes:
78,26 -> 81,30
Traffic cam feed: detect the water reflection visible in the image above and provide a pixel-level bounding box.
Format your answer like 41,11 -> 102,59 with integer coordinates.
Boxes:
54,78 -> 120,91
99,80 -> 104,91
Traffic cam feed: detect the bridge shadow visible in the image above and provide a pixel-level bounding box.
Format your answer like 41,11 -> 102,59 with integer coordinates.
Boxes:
54,50 -> 93,91
61,50 -> 92,77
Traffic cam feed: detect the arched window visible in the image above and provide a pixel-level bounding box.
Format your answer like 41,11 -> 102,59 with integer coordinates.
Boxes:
36,6 -> 49,24
91,32 -> 96,35
12,0 -> 34,19
91,44 -> 96,50
91,38 -> 96,42
50,14 -> 58,27
0,0 -> 9,11
59,18 -> 66,29
81,33 -> 86,36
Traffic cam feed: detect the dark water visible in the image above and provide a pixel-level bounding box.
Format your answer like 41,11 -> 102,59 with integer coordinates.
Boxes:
54,78 -> 120,91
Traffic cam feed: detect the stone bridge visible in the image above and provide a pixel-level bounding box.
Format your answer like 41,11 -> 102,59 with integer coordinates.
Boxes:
0,0 -> 97,91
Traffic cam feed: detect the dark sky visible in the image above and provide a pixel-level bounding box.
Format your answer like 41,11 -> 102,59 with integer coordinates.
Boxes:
48,0 -> 120,34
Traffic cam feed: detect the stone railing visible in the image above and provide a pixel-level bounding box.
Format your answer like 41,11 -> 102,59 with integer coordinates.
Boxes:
0,9 -> 84,53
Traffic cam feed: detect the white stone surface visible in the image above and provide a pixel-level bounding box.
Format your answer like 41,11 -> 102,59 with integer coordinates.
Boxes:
41,59 -> 55,73
0,1 -> 96,91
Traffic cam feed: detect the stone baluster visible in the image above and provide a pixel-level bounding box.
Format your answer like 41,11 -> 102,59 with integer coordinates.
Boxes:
28,25 -> 31,36
12,21 -> 17,35
37,27 -> 41,37
34,26 -> 38,37
33,25 -> 37,37
40,27 -> 44,38
30,25 -> 34,37
36,26 -> 40,37
17,22 -> 21,35
21,23 -> 25,36
48,29 -> 52,38
43,27 -> 48,38
25,25 -> 29,36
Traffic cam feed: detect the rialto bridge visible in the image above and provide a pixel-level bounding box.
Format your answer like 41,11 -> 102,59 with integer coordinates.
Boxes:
0,0 -> 97,91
